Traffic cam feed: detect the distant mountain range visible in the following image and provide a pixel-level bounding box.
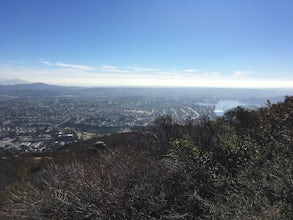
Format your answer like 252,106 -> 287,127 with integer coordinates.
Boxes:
0,80 -> 292,102
0,79 -> 31,85
0,82 -> 83,97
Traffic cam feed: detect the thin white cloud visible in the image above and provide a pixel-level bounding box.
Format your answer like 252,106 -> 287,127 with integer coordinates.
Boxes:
184,69 -> 197,73
100,65 -> 118,70
41,60 -> 52,66
1,64 -> 292,88
0,60 -> 24,65
99,65 -> 129,73
40,59 -> 95,71
127,66 -> 159,72
56,62 -> 95,71
202,72 -> 220,78
232,70 -> 250,78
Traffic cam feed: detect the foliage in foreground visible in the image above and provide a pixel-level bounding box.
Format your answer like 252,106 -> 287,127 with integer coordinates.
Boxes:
1,96 -> 292,219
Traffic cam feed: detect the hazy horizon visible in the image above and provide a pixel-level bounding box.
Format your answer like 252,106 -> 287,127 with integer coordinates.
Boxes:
1,1 -> 293,88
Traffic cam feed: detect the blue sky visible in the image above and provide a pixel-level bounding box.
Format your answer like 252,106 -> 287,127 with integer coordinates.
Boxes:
0,0 -> 293,87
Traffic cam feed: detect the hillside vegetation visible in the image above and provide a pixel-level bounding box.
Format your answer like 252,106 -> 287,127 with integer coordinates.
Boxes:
1,96 -> 292,219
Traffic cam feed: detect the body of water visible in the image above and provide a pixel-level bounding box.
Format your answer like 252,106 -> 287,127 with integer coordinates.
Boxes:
214,100 -> 245,116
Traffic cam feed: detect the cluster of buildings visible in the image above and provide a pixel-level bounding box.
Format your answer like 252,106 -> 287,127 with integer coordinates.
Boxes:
0,95 -> 216,154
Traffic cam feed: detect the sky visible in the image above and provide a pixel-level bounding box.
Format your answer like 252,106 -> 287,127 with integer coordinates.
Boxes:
0,0 -> 293,88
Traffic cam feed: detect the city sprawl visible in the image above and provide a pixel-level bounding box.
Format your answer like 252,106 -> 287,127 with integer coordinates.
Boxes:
0,95 -> 216,153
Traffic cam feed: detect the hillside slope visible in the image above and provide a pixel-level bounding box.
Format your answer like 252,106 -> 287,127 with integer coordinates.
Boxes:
1,96 -> 292,219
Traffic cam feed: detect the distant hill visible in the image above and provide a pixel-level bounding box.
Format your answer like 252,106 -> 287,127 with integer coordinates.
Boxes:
0,82 -> 292,99
0,83 -> 82,96
0,79 -> 30,85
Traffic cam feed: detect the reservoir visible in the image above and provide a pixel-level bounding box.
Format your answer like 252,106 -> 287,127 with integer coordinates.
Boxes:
214,100 -> 245,116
